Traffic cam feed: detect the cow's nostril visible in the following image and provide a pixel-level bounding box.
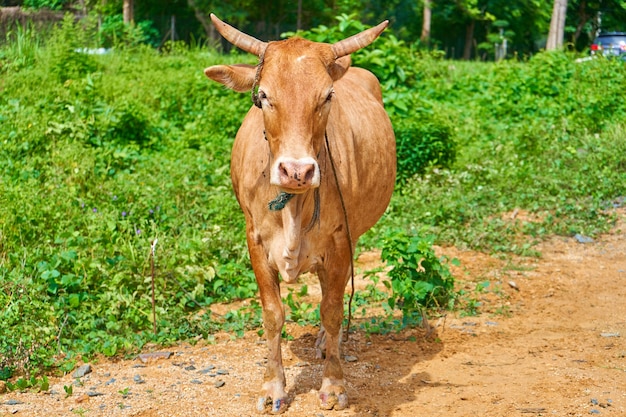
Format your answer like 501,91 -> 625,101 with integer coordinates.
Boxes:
303,165 -> 315,182
279,162 -> 289,178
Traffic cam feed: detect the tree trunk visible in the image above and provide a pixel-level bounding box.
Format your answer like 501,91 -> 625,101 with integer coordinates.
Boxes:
77,0 -> 87,16
572,0 -> 589,45
123,0 -> 134,25
187,0 -> 219,47
463,20 -> 475,60
546,0 -> 568,50
297,0 -> 302,31
421,0 -> 432,45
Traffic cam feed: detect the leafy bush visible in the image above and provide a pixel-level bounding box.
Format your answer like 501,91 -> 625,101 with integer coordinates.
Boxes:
381,230 -> 458,325
0,22 -> 255,377
394,110 -> 456,187
44,15 -> 99,82
99,14 -> 160,48
372,52 -> 626,253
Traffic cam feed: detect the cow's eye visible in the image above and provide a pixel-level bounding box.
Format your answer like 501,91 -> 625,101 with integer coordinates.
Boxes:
257,90 -> 273,109
326,90 -> 335,103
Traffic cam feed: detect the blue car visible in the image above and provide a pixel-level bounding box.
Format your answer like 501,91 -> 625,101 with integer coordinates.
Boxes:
590,32 -> 626,60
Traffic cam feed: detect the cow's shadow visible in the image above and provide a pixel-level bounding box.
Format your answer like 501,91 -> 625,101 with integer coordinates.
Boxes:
286,323 -> 444,415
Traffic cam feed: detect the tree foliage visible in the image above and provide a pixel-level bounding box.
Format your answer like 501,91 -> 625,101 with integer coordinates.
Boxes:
5,0 -> 626,59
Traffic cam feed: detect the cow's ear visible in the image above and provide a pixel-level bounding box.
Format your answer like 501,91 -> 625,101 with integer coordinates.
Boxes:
204,64 -> 256,92
328,55 -> 351,81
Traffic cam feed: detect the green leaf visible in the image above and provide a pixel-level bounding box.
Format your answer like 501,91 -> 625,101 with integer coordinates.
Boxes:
68,293 -> 80,308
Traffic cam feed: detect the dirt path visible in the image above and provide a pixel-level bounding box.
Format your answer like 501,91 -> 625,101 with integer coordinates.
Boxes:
2,210 -> 625,417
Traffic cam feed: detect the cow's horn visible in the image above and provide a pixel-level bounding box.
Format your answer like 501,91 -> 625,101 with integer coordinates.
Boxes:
331,20 -> 389,58
210,14 -> 267,57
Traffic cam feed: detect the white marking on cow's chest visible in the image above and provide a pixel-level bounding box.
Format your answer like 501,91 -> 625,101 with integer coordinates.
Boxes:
278,202 -> 302,283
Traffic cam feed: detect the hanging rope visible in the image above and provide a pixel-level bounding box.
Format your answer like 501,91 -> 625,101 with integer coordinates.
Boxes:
324,131 -> 355,342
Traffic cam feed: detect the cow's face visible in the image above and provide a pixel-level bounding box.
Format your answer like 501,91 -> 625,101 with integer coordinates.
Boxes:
255,40 -> 351,193
204,14 -> 387,194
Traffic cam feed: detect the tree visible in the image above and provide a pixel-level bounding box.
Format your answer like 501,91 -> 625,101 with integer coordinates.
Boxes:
456,0 -> 491,60
187,0 -> 216,43
11,0 -> 623,57
572,0 -> 593,44
421,0 -> 432,45
123,0 -> 134,24
546,0 -> 568,49
296,0 -> 302,31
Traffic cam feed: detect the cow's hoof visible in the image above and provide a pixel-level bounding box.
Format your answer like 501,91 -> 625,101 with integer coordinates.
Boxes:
256,396 -> 288,414
319,390 -> 348,410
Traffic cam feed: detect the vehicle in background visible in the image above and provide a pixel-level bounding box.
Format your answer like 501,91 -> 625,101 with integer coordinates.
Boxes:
590,32 -> 626,60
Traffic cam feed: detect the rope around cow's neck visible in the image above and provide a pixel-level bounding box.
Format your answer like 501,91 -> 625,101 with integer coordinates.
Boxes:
268,191 -> 294,211
251,50 -> 265,109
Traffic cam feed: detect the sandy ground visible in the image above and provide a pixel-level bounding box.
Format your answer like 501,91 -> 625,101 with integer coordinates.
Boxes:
1,209 -> 625,417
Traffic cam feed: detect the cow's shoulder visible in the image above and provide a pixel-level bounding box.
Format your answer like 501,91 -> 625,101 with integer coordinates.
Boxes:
339,67 -> 384,104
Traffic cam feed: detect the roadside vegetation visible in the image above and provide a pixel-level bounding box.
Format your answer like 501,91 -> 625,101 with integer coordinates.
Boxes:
1,16 -> 625,382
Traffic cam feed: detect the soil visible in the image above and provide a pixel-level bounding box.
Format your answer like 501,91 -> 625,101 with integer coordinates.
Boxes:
2,209 -> 625,417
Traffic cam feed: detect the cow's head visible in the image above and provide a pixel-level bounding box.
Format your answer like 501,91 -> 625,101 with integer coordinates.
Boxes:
205,14 -> 387,194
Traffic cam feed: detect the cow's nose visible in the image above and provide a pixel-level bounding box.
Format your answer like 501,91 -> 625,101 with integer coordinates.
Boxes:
272,157 -> 320,190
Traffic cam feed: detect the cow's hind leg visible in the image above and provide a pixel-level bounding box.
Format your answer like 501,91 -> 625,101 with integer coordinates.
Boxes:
314,323 -> 327,359
247,232 -> 288,414
316,259 -> 351,410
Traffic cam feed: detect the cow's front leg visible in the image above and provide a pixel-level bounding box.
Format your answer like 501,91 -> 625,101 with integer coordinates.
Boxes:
317,262 -> 350,410
247,233 -> 288,414
257,296 -> 287,414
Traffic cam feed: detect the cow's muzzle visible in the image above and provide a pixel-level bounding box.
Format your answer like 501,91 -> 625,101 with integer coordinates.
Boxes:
271,157 -> 320,192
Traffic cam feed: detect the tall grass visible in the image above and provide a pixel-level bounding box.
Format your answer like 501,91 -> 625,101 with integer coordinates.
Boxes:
0,21 -> 44,72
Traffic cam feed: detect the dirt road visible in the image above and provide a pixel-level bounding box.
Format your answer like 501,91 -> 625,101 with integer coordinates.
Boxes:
2,211 -> 625,417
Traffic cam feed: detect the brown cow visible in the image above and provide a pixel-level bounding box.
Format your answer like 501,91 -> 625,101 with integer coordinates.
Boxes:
204,14 -> 396,414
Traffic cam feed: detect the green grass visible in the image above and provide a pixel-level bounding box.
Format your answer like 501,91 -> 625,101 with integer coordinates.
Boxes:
1,18 -> 625,377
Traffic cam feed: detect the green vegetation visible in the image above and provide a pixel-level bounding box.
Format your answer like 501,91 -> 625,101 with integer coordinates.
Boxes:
1,18 -> 256,378
381,230 -> 458,324
1,16 -> 625,379
372,51 -> 626,253
5,375 -> 49,393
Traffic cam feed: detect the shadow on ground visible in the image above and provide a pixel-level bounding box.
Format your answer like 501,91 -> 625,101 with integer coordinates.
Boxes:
286,325 -> 444,415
